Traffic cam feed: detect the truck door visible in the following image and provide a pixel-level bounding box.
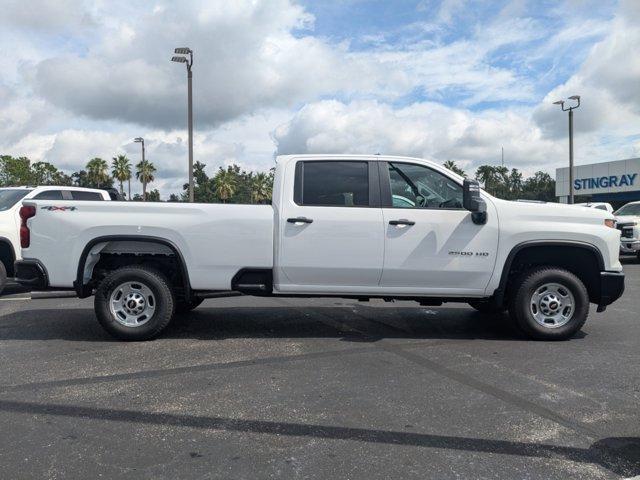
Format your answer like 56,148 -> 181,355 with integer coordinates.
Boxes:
378,161 -> 499,295
275,160 -> 384,292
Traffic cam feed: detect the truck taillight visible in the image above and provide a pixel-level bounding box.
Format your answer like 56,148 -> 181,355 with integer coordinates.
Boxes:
19,205 -> 36,248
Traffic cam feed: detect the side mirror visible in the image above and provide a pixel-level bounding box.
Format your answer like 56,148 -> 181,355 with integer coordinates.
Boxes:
463,179 -> 487,225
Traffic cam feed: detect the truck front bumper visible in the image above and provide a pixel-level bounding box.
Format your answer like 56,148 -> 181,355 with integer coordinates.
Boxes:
14,260 -> 49,289
597,271 -> 625,311
620,239 -> 640,254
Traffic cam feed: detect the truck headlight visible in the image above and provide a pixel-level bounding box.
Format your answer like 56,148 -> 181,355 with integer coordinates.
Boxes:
604,219 -> 616,228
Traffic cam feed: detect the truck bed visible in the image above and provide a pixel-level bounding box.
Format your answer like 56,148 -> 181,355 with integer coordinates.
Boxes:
22,200 -> 274,290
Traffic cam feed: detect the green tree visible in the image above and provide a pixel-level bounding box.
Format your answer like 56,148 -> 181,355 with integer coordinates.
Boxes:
250,172 -> 273,204
443,160 -> 467,177
146,189 -> 161,202
508,168 -> 523,199
213,167 -> 237,203
475,165 -> 499,195
86,157 -> 110,188
521,171 -> 556,201
168,193 -> 182,202
111,155 -> 132,198
0,156 -> 32,186
135,159 -> 156,201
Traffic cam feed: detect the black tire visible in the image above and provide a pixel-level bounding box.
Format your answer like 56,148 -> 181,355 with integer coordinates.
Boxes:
175,297 -> 204,313
0,261 -> 6,296
508,266 -> 589,340
94,266 -> 175,341
468,300 -> 505,315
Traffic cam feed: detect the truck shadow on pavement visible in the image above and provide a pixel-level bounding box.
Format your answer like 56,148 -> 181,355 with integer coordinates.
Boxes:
0,397 -> 635,477
0,305 -> 576,343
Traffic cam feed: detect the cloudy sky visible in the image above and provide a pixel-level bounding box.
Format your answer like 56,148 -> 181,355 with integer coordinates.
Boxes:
1,0 -> 638,197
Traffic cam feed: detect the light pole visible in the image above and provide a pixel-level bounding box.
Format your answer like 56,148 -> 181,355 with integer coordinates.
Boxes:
134,137 -> 145,201
171,47 -> 194,203
553,95 -> 581,204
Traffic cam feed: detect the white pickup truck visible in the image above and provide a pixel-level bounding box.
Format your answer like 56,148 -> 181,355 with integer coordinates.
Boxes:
614,201 -> 640,259
16,155 -> 624,341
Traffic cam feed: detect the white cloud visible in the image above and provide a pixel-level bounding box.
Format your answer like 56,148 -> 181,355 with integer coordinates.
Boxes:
273,99 -> 565,175
534,0 -> 640,143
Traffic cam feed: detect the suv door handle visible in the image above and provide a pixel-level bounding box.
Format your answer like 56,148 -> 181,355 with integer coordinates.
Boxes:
389,219 -> 415,226
287,217 -> 313,224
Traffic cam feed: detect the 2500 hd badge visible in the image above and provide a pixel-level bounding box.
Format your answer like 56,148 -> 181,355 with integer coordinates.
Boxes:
449,251 -> 490,257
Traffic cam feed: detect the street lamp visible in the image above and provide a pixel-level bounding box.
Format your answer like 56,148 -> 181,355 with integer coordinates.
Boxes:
134,137 -> 145,201
171,47 -> 194,203
553,95 -> 581,204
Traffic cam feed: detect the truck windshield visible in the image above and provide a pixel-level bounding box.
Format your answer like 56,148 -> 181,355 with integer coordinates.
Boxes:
0,189 -> 31,211
614,204 -> 640,216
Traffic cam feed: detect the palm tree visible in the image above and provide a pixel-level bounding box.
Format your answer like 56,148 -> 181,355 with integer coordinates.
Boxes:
86,157 -> 109,188
443,160 -> 466,178
111,155 -> 132,198
213,168 -> 237,203
135,160 -> 156,201
250,172 -> 272,204
475,165 -> 498,194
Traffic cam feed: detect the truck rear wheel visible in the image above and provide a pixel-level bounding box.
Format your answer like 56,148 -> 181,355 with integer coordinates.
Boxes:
94,266 -> 175,341
508,266 -> 589,340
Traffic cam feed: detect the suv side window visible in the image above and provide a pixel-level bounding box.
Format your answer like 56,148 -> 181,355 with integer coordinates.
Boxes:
34,190 -> 63,200
387,162 -> 463,209
294,161 -> 369,207
71,191 -> 104,201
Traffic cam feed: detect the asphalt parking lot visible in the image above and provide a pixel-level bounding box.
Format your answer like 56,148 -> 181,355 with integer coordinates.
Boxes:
0,261 -> 639,479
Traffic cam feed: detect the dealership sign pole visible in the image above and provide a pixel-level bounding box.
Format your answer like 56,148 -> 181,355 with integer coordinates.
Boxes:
554,96 -> 581,204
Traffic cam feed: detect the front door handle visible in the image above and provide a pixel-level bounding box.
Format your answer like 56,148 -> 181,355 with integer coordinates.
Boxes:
389,219 -> 415,226
287,217 -> 313,224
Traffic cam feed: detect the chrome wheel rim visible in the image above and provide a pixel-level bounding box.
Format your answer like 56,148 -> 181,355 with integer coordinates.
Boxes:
109,281 -> 156,327
530,282 -> 575,329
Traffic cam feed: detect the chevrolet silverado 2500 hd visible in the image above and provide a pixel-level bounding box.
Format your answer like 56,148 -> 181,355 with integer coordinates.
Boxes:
16,155 -> 624,341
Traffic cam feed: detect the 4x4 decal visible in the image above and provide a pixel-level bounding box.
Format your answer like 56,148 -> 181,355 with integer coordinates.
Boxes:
40,206 -> 77,211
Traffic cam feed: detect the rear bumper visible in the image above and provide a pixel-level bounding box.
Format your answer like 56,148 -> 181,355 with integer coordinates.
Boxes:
14,260 -> 49,289
597,271 -> 625,309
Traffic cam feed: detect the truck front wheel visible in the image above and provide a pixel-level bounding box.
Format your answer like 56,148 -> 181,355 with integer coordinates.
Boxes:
509,267 -> 589,340
94,266 -> 175,341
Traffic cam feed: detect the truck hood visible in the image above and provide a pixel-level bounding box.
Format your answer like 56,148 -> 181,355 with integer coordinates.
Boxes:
494,198 -> 612,223
615,215 -> 640,225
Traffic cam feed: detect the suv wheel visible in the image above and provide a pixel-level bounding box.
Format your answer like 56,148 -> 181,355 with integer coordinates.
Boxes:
509,267 -> 589,340
95,266 -> 175,341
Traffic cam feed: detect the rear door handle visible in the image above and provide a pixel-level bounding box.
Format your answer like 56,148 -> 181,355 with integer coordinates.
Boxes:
287,217 -> 313,224
389,219 -> 415,226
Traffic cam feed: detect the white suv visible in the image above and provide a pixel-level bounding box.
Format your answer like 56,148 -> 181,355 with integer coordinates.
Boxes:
0,186 -> 113,293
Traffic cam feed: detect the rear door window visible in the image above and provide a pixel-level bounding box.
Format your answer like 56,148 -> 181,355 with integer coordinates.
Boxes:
294,161 -> 369,207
